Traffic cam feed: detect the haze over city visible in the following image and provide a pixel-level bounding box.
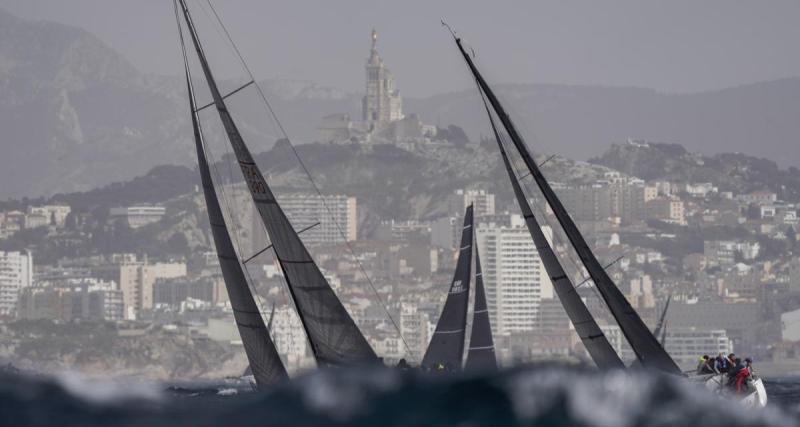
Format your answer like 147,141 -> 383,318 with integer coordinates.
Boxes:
3,0 -> 800,96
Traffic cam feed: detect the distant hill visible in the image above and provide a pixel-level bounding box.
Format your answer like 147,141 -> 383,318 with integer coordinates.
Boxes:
2,7 -> 800,199
588,141 -> 800,201
406,79 -> 800,170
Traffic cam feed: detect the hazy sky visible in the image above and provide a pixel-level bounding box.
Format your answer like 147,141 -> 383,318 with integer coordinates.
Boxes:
2,0 -> 800,97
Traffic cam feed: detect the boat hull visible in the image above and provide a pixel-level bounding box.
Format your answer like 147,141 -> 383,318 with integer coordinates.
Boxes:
698,373 -> 767,408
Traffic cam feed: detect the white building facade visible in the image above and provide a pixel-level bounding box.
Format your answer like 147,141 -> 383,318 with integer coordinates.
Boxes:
260,193 -> 358,247
476,221 -> 553,335
0,250 -> 33,316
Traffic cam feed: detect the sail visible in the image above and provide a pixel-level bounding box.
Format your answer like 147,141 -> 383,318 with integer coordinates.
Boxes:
244,301 -> 278,378
178,0 -> 377,366
422,205 -> 474,370
489,108 -> 623,369
453,36 -> 680,374
464,247 -> 497,371
176,6 -> 286,387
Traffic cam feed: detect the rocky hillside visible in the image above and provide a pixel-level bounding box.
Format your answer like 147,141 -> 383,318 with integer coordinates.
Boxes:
589,141 -> 800,201
0,320 -> 244,380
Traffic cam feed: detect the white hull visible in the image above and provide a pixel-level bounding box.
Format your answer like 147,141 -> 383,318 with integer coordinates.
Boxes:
697,373 -> 768,408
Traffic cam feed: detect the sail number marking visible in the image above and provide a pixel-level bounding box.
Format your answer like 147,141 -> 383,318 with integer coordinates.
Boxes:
242,164 -> 267,195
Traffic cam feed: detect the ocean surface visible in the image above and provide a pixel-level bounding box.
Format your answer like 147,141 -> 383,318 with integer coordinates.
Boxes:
1,364 -> 799,426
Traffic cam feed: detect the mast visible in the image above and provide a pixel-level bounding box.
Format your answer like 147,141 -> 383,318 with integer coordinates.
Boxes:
422,205 -> 474,370
177,0 -> 377,366
488,105 -> 623,369
175,1 -> 286,387
464,245 -> 497,371
452,35 -> 680,373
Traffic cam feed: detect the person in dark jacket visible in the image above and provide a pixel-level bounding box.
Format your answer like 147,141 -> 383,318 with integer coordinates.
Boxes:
714,352 -> 730,373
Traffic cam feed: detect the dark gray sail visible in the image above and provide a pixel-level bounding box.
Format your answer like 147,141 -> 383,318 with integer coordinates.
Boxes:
488,108 -> 623,369
422,205 -> 474,371
176,5 -> 286,387
244,301 -> 277,378
453,35 -> 680,374
464,247 -> 497,371
178,0 -> 377,366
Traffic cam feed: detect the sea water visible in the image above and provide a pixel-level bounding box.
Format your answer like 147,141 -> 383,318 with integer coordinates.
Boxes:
1,364 -> 798,426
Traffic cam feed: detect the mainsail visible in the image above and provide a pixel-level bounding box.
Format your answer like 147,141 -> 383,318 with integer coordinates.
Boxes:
453,35 -> 680,373
488,106 -> 623,369
176,5 -> 286,387
464,247 -> 497,371
422,205 -> 474,370
178,0 -> 377,366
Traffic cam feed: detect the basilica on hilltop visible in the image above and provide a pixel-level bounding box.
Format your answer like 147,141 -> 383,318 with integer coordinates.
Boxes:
318,30 -> 439,147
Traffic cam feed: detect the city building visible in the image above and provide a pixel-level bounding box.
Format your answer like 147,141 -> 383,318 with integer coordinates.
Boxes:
251,193 -> 357,250
0,250 -> 33,316
452,189 -> 496,217
399,302 -> 431,361
109,206 -> 166,228
703,240 -> 760,267
270,306 -> 313,371
374,220 -> 431,243
738,191 -> 778,205
662,328 -> 733,368
17,278 -> 123,322
109,257 -> 187,315
153,276 -> 227,307
557,183 -> 612,222
668,301 -> 759,354
430,216 -> 459,250
646,197 -> 686,225
780,307 -> 800,342
26,205 -> 71,228
476,220 -> 554,335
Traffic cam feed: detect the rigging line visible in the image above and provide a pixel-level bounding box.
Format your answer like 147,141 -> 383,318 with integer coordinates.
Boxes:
573,255 -> 626,289
243,222 -> 321,264
203,0 -> 414,361
539,154 -> 557,168
196,80 -> 255,112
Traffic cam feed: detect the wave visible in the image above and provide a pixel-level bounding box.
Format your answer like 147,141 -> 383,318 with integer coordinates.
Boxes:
0,364 -> 797,426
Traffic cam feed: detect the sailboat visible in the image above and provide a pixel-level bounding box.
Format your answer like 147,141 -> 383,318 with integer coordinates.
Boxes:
446,29 -> 767,406
422,205 -> 474,371
423,205 -> 497,372
174,1 -> 286,389
175,0 -> 379,371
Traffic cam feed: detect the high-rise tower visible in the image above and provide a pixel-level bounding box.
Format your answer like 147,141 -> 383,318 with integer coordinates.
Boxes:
362,29 -> 403,128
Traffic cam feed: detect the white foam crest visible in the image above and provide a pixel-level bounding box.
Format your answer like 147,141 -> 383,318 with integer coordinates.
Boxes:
53,371 -> 163,404
506,368 -> 798,427
300,368 -> 401,421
